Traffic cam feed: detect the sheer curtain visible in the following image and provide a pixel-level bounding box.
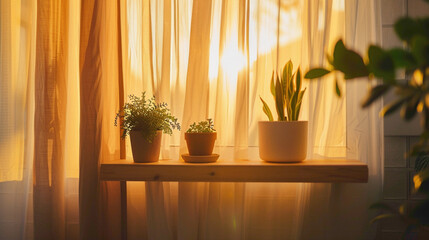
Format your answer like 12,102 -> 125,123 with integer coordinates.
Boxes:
0,0 -> 123,239
0,0 -> 35,239
0,0 -> 382,239
297,0 -> 384,237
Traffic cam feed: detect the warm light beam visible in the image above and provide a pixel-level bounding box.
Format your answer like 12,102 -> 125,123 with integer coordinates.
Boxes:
220,48 -> 246,78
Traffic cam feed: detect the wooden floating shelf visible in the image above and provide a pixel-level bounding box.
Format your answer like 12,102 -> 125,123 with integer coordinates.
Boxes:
100,159 -> 368,183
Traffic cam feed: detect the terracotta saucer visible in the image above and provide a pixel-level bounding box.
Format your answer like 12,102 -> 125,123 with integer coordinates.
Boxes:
182,154 -> 219,163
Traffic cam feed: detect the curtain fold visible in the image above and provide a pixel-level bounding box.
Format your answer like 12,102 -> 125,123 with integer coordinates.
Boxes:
178,0 -> 213,238
298,0 -> 340,239
78,0 -> 103,238
33,0 -> 69,239
79,0 -> 122,239
298,1 -> 383,239
342,0 -> 383,238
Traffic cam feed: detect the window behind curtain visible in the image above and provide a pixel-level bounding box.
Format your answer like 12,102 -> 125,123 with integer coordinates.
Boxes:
0,0 -> 34,182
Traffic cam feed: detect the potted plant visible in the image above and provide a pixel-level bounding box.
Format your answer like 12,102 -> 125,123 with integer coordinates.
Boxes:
304,1 -> 429,235
182,119 -> 219,163
114,93 -> 180,163
259,60 -> 307,162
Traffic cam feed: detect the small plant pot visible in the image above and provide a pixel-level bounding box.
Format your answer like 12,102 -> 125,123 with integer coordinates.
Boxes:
258,121 -> 308,162
185,132 -> 217,156
129,130 -> 162,163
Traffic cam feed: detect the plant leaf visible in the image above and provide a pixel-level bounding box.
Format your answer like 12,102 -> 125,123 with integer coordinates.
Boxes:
275,77 -> 285,121
287,101 -> 292,122
327,54 -> 334,65
388,48 -> 417,69
295,88 -> 306,120
414,169 -> 429,193
401,94 -> 420,120
282,65 -> 287,86
283,61 -> 293,100
368,45 -> 395,83
415,154 -> 429,172
296,67 -> 302,92
335,79 -> 341,97
290,91 -> 299,121
361,85 -> 391,108
304,68 -> 331,79
278,75 -> 286,110
289,72 -> 294,99
285,60 -> 293,79
408,199 -> 429,228
289,73 -> 295,99
270,72 -> 276,99
410,35 -> 429,66
332,40 -> 369,79
380,96 -> 411,117
260,97 -> 273,121
420,18 -> 429,38
369,214 -> 396,224
394,17 -> 421,43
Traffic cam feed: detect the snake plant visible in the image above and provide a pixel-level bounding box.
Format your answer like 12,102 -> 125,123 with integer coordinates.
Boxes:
260,60 -> 306,121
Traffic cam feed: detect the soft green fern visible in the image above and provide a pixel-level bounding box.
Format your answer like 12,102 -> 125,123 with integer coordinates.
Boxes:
186,119 -> 216,133
260,60 -> 306,121
114,92 -> 180,142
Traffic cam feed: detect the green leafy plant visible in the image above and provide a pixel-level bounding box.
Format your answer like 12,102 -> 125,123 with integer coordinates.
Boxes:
305,0 -> 429,236
260,60 -> 306,121
186,119 -> 216,133
416,154 -> 429,172
114,92 -> 180,142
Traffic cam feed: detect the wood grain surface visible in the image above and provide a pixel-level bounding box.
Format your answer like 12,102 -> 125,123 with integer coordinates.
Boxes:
101,159 -> 368,183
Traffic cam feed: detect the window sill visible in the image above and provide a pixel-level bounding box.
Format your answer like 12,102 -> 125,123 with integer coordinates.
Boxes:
100,159 -> 368,183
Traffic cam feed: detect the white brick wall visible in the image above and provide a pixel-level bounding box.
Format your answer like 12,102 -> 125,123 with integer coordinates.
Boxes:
379,1 -> 429,237
381,136 -> 417,238
377,0 -> 429,230
382,0 -> 423,137
381,0 -> 406,25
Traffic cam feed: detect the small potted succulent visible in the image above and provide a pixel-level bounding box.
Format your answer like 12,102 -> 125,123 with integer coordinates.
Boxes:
183,119 -> 218,163
115,92 -> 180,163
259,60 -> 307,162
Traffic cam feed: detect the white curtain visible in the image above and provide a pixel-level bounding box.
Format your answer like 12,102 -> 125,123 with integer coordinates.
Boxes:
0,0 -> 382,239
0,0 -> 82,239
0,0 -> 35,239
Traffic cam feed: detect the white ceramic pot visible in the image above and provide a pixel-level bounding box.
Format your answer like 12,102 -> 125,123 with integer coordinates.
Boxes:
258,121 -> 308,162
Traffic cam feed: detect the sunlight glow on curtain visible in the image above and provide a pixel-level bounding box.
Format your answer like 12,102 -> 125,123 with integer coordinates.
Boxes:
79,0 -> 123,239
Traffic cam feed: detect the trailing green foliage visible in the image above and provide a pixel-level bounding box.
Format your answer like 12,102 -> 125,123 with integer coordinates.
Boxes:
304,15 -> 429,155
416,154 -> 429,172
260,60 -> 306,121
186,119 -> 216,133
304,1 -> 429,236
369,173 -> 429,237
114,92 -> 180,142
